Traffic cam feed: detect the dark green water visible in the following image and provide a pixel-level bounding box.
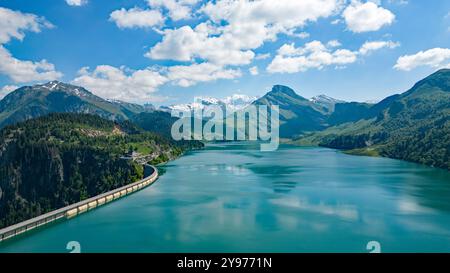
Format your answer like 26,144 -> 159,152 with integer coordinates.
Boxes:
1,143 -> 450,253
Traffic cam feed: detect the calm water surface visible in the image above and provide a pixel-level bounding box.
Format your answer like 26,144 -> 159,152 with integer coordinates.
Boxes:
1,143 -> 450,252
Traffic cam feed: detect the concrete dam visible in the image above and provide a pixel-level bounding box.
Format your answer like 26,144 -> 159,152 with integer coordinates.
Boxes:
0,164 -> 158,242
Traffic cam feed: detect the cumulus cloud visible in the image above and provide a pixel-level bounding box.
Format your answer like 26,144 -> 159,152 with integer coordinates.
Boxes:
109,7 -> 164,29
285,30 -> 310,39
147,0 -> 343,66
0,46 -> 63,83
167,62 -> 242,87
359,40 -> 399,55
109,0 -> 198,29
105,0 -> 347,100
267,39 -> 399,73
85,0 -> 401,101
72,65 -> 168,102
0,7 -> 62,83
66,0 -> 88,6
267,41 -> 358,73
394,48 -> 450,71
201,0 -> 342,30
146,23 -> 255,66
0,84 -> 18,99
71,62 -> 241,101
147,0 -> 199,21
343,1 -> 395,32
0,7 -> 53,44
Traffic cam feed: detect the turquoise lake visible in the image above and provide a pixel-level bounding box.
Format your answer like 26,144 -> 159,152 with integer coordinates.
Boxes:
1,143 -> 450,253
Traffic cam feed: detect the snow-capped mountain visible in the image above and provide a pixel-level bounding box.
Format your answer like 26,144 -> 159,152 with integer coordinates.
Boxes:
309,94 -> 345,112
161,94 -> 258,114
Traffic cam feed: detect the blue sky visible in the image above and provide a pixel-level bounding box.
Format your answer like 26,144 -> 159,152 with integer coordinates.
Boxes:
0,0 -> 449,106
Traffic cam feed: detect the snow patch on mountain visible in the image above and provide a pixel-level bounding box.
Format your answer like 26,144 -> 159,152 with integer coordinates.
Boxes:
310,94 -> 345,112
161,94 -> 258,114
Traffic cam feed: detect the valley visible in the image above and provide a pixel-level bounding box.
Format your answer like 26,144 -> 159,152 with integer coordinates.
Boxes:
0,68 -> 448,234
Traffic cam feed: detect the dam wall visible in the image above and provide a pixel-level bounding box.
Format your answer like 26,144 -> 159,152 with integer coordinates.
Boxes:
0,165 -> 158,242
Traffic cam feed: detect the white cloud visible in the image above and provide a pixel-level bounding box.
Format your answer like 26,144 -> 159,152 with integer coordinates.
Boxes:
267,41 -> 358,73
167,62 -> 242,87
66,0 -> 88,6
109,0 -> 198,29
0,7 -> 53,44
296,32 -> 311,39
146,23 -> 255,66
0,46 -> 63,83
201,0 -> 342,31
147,0 -> 343,66
0,7 -> 62,83
255,53 -> 271,60
249,66 -> 259,75
343,1 -> 395,32
0,85 -> 18,99
147,0 -> 199,21
394,48 -> 450,71
109,7 -> 164,29
359,40 -> 399,55
268,39 -> 399,73
72,65 -> 168,102
327,40 -> 342,47
285,30 -> 310,39
104,0 -> 347,100
71,62 -> 241,101
331,19 -> 341,25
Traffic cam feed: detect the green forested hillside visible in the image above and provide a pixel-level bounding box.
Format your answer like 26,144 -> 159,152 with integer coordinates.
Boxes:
0,113 -> 202,228
131,111 -> 178,138
294,69 -> 450,170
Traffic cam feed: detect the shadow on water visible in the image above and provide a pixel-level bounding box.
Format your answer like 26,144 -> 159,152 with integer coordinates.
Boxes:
245,164 -> 302,193
404,168 -> 450,212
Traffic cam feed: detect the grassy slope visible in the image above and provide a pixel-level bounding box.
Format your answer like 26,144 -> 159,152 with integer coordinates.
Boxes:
291,69 -> 450,169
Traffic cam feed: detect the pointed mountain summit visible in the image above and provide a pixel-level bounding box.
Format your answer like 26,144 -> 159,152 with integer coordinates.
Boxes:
252,85 -> 328,137
270,85 -> 302,97
255,85 -> 309,107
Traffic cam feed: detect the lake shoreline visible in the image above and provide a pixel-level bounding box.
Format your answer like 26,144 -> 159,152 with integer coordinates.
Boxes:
284,139 -> 449,172
0,165 -> 159,243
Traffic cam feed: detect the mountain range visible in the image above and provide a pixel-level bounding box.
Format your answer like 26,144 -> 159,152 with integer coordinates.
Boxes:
250,84 -> 386,138
289,69 -> 450,170
0,69 -> 448,170
0,81 -> 154,128
160,94 -> 257,116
